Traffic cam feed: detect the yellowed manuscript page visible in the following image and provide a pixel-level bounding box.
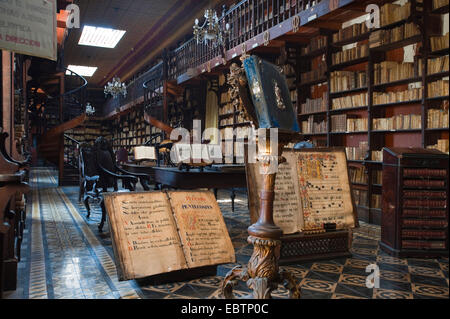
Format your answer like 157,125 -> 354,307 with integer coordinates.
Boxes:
104,192 -> 187,280
167,191 -> 236,268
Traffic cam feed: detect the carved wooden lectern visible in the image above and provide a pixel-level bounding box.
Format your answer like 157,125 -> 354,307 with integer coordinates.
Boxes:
222,55 -> 302,299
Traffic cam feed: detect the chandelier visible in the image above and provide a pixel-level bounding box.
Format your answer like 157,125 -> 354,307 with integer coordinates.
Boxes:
193,9 -> 230,47
104,76 -> 127,99
85,102 -> 95,116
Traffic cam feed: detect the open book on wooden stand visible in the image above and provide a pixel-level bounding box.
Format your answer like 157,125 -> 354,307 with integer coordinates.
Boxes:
103,190 -> 235,283
246,147 -> 358,263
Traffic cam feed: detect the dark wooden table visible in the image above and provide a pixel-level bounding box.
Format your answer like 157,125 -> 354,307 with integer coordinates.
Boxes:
153,165 -> 247,211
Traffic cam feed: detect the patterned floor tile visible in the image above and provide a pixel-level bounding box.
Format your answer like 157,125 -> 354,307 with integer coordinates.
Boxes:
338,274 -> 367,287
311,263 -> 344,274
7,168 -> 449,300
380,270 -> 410,283
299,278 -> 336,294
411,283 -> 449,298
373,288 -> 413,299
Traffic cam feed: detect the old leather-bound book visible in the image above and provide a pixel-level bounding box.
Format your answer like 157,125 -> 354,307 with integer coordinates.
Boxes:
242,55 -> 300,131
103,190 -> 235,281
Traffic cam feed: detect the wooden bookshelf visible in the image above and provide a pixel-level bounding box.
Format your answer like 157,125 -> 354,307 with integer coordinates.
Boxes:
296,0 -> 449,225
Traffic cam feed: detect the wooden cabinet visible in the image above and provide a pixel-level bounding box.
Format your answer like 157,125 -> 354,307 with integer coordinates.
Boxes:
381,147 -> 449,257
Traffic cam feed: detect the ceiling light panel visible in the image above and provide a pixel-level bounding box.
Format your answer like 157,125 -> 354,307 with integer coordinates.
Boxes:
78,26 -> 126,48
66,65 -> 98,77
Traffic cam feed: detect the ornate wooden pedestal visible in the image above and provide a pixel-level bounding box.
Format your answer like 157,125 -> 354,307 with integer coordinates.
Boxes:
222,130 -> 302,299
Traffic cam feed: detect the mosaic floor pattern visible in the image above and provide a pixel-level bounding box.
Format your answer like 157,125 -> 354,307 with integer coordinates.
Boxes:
4,168 -> 449,299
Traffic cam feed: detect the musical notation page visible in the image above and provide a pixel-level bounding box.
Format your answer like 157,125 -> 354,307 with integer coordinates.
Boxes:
291,150 -> 356,231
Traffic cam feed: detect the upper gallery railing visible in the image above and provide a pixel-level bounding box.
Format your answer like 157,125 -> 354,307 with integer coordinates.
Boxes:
169,0 -> 324,80
103,61 -> 164,116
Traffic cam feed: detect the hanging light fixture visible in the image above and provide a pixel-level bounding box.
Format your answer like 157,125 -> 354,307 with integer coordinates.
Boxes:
104,76 -> 127,99
193,9 -> 230,47
85,102 -> 95,116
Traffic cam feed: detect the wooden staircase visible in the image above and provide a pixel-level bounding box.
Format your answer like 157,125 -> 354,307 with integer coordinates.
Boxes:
30,63 -> 88,186
38,113 -> 86,185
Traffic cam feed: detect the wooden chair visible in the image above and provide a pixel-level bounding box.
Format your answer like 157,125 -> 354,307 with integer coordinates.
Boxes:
78,143 -> 102,219
94,136 -> 152,231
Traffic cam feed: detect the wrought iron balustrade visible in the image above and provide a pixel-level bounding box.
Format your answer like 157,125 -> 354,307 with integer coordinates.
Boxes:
169,0 -> 323,80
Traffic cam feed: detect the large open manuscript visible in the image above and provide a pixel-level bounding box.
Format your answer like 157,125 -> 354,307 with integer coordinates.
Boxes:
246,148 -> 357,234
103,191 -> 236,281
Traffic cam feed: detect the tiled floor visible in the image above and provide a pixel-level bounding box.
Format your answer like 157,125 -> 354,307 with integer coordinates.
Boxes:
4,168 -> 449,299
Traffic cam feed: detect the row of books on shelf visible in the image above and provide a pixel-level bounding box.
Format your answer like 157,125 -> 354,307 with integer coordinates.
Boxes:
428,80 -> 449,98
301,35 -> 327,55
431,32 -> 449,52
380,2 -> 415,27
433,0 -> 449,10
330,70 -> 367,93
372,114 -> 422,131
331,115 -> 368,132
332,92 -> 368,110
373,87 -> 423,105
301,116 -> 327,134
427,55 -> 449,75
427,139 -> 449,154
219,126 -> 253,140
369,22 -> 420,48
427,107 -> 449,129
372,151 -> 383,162
290,90 -> 298,103
353,189 -> 368,207
373,170 -> 383,185
220,117 -> 234,126
281,64 -> 296,77
300,63 -> 327,84
219,103 -> 234,116
301,93 -> 328,114
332,20 -> 369,44
346,141 -> 368,161
372,194 -> 382,210
373,61 -> 420,85
332,44 -> 368,65
221,92 -> 231,104
349,166 -> 368,184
